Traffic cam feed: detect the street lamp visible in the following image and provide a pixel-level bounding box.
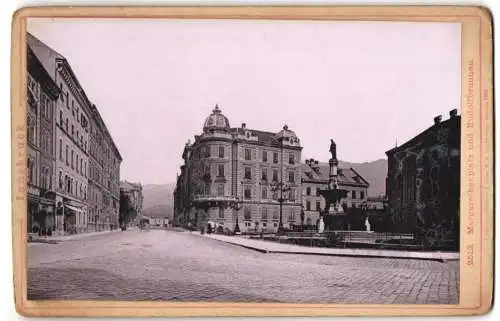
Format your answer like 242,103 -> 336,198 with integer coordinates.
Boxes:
270,134 -> 292,233
271,181 -> 290,232
232,196 -> 241,234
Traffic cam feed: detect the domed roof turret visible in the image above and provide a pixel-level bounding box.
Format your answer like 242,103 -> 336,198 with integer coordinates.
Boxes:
203,104 -> 230,132
276,124 -> 300,146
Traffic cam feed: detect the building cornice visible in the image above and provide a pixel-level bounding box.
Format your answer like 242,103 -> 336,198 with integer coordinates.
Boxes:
55,58 -> 92,114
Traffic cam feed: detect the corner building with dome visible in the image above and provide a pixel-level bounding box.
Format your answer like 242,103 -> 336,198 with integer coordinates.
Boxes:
173,105 -> 303,233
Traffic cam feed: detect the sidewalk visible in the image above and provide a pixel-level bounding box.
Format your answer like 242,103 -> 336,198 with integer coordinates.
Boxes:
195,233 -> 459,261
31,229 -> 124,242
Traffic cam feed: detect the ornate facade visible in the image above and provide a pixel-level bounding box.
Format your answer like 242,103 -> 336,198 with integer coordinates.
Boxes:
53,57 -> 92,235
27,32 -> 122,235
26,45 -> 61,235
174,105 -> 303,233
385,109 -> 460,248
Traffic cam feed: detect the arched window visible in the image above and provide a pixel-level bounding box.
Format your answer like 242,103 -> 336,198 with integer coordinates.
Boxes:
65,175 -> 70,194
59,171 -> 63,189
27,158 -> 34,184
40,166 -> 45,188
27,116 -> 35,145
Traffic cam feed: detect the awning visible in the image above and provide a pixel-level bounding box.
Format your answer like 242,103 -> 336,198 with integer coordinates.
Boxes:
64,205 -> 82,213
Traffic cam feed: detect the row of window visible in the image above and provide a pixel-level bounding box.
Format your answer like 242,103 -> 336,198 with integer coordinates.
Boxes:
246,148 -> 295,164
59,139 -> 87,177
243,186 -> 296,201
59,110 -> 88,153
27,75 -> 51,121
39,92 -> 52,122
305,200 -> 322,211
244,167 -> 295,183
210,164 -> 295,183
27,113 -> 55,155
58,171 -> 87,200
215,205 -> 297,222
27,159 -> 51,190
305,186 -> 365,199
197,145 -> 296,165
59,82 -> 88,130
243,206 -> 296,221
199,182 -> 298,202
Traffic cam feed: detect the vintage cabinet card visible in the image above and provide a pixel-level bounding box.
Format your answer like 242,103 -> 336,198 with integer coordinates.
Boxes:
11,5 -> 493,317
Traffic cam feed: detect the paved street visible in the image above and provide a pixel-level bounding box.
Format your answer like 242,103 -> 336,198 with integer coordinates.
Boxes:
28,229 -> 459,304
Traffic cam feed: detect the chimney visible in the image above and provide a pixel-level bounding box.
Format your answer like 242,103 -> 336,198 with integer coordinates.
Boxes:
449,109 -> 458,118
241,123 -> 246,129
434,115 -> 442,125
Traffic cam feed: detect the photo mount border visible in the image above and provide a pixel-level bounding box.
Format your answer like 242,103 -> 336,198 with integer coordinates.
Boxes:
11,5 -> 494,317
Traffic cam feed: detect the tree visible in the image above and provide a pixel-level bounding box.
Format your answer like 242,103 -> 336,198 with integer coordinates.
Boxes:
119,193 -> 137,226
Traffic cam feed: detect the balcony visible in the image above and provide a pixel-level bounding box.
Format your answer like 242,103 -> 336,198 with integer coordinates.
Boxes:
191,195 -> 238,203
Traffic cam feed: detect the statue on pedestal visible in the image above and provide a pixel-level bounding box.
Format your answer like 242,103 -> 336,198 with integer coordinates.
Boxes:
329,139 -> 337,160
365,216 -> 371,232
318,216 -> 325,233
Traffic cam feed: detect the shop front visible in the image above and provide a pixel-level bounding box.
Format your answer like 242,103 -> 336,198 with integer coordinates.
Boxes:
27,185 -> 56,236
63,203 -> 83,234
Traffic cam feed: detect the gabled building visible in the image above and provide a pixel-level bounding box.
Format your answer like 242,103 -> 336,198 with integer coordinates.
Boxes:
301,159 -> 370,227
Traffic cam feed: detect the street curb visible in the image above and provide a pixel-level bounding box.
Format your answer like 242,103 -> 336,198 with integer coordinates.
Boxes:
36,229 -> 123,242
195,233 -> 459,261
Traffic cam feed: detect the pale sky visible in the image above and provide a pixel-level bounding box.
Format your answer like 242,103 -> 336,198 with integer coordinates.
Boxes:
27,18 -> 461,184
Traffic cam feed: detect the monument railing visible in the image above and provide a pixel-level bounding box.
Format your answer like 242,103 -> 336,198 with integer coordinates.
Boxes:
275,230 -> 415,242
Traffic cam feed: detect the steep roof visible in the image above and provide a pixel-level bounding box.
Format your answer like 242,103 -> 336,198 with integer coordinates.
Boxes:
301,163 -> 369,188
229,127 -> 282,147
386,113 -> 460,156
26,32 -> 63,78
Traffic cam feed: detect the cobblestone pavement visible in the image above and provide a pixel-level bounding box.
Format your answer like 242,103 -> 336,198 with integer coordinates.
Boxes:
28,230 -> 459,304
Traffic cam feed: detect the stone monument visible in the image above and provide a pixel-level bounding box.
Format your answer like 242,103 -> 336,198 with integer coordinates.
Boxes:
318,139 -> 348,231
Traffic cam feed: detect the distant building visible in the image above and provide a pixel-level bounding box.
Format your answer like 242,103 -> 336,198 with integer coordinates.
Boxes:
301,159 -> 370,227
385,109 -> 460,246
150,217 -> 169,227
88,104 -> 122,232
120,181 -> 144,222
174,105 -> 303,233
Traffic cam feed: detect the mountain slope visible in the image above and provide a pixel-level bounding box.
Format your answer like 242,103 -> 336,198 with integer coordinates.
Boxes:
142,183 -> 175,218
339,159 -> 387,197
141,159 -> 388,218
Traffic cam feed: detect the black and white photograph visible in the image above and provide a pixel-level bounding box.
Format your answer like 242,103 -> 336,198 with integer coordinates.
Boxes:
25,18 -> 460,305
